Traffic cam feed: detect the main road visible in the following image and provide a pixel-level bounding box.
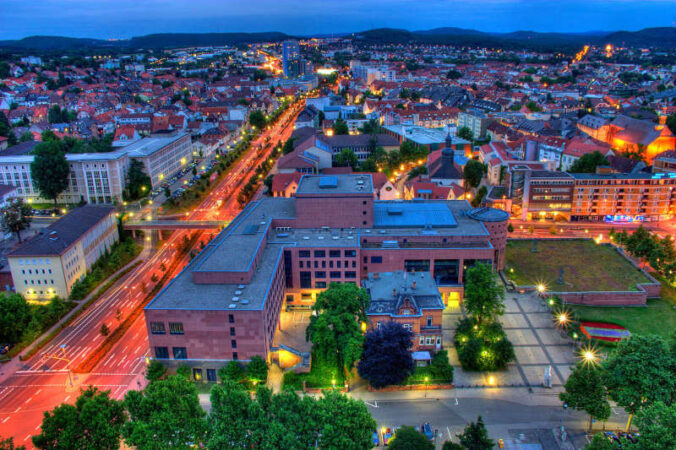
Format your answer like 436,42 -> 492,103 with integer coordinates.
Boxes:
0,99 -> 303,446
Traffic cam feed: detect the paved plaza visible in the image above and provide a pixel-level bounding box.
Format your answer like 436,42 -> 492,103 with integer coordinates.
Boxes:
444,292 -> 578,389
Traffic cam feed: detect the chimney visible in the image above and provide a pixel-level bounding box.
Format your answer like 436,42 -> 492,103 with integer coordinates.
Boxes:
373,273 -> 380,280
412,281 -> 416,290
392,288 -> 397,297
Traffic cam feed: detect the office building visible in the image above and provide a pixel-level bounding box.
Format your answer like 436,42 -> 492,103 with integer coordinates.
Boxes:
282,40 -> 300,77
7,206 -> 118,301
144,174 -> 508,370
0,133 -> 193,204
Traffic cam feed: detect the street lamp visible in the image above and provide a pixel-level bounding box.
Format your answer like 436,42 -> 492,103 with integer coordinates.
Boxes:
331,379 -> 336,390
424,376 -> 429,398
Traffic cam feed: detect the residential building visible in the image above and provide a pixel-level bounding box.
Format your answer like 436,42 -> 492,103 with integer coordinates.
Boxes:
7,206 -> 118,301
457,110 -> 490,140
144,174 -> 508,369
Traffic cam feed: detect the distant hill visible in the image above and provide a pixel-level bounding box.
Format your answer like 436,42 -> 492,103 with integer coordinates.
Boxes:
1,27 -> 674,52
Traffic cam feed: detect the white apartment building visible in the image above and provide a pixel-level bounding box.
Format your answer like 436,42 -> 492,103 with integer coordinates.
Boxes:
8,206 -> 118,301
0,133 -> 193,204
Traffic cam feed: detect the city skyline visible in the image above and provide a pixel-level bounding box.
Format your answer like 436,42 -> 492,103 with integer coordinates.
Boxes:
1,0 -> 675,40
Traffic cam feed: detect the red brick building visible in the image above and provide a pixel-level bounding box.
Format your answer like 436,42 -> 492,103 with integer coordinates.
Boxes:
144,174 -> 508,371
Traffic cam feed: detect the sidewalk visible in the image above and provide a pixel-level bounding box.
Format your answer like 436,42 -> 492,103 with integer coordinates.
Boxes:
0,246 -> 151,385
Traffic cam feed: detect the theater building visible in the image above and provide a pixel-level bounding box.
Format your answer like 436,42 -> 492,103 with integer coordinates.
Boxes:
144,174 -> 508,370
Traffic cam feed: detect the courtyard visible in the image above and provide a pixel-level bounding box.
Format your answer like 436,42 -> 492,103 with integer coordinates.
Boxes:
504,239 -> 652,292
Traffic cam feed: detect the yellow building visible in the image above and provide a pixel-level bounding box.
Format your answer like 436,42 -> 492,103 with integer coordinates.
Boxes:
8,206 -> 119,302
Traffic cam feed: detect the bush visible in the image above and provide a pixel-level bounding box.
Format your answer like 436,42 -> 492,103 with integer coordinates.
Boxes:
176,364 -> 191,380
146,360 -> 167,382
282,371 -> 301,390
430,350 -> 454,382
218,361 -> 245,381
246,355 -> 268,383
454,317 -> 514,371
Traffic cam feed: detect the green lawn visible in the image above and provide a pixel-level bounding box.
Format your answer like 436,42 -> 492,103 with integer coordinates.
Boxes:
504,239 -> 651,292
569,279 -> 676,340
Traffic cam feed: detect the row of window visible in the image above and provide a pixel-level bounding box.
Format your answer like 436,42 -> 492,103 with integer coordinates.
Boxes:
299,260 -> 356,269
150,322 -> 185,335
22,268 -> 52,275
298,250 -> 357,258
18,258 -> 51,266
24,278 -> 55,286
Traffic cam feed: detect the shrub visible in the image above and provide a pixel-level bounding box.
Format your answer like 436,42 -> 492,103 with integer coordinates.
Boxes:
430,350 -> 454,382
218,361 -> 245,381
246,355 -> 269,383
146,360 -> 167,382
454,317 -> 514,371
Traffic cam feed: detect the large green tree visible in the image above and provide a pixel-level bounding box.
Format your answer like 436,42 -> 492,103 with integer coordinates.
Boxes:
631,401 -> 676,449
248,110 -> 266,130
463,263 -> 505,324
0,436 -> 25,450
306,282 -> 369,374
463,159 -> 484,190
0,293 -> 31,344
0,198 -> 32,243
569,151 -> 610,174
32,387 -> 125,450
246,355 -> 269,384
457,126 -> 474,142
559,363 -> 611,431
315,390 -> 376,450
124,158 -> 151,201
123,375 -> 207,449
333,119 -> 349,135
334,148 -> 358,169
457,416 -> 494,450
30,140 -> 70,206
388,426 -> 434,450
602,335 -> 676,430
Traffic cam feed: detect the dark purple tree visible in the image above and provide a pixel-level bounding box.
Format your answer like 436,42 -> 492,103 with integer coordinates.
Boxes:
357,321 -> 414,388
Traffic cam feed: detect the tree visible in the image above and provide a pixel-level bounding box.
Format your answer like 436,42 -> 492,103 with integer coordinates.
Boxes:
31,140 -> 70,206
602,335 -> 676,430
568,151 -> 609,173
123,375 -> 207,449
0,436 -> 25,450
457,416 -> 494,450
145,360 -> 167,382
457,126 -> 474,142
218,360 -> 245,382
246,355 -> 269,384
0,62 -> 9,79
0,293 -> 31,344
631,401 -> 676,449
333,119 -> 349,135
0,198 -> 32,243
357,322 -> 414,388
667,113 -> 676,135
388,426 -> 434,450
334,148 -> 358,169
447,69 -> 463,80
282,138 -> 295,155
442,442 -> 463,450
207,381 -> 261,449
315,390 -> 376,450
471,185 -> 487,207
163,186 -> 171,198
525,100 -> 542,112
307,282 -> 369,374
507,223 -> 514,233
124,158 -> 151,201
19,132 -> 33,142
176,364 -> 191,380
32,387 -> 125,450
249,110 -> 266,130
463,160 -> 484,190
585,433 -> 615,450
463,263 -> 505,324
99,323 -> 110,337
559,364 -> 611,431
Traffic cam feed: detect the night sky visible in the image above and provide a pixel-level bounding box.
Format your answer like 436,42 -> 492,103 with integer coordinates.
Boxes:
1,0 -> 674,40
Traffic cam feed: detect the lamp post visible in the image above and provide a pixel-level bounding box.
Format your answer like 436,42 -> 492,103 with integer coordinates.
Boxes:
331,379 -> 336,391
424,376 -> 429,398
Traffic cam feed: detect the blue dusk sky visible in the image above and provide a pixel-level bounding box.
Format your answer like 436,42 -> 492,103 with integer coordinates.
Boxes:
1,0 -> 674,40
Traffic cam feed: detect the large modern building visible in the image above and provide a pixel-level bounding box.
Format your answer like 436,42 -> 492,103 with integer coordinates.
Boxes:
144,174 -> 508,370
521,170 -> 676,222
0,132 -> 193,204
282,40 -> 301,77
7,206 -> 118,301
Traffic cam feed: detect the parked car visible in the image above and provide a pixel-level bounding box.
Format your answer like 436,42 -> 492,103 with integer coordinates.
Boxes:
0,343 -> 14,355
421,423 -> 433,441
372,431 -> 379,447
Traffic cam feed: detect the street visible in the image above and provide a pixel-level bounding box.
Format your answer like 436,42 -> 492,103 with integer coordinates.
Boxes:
0,100 -> 303,447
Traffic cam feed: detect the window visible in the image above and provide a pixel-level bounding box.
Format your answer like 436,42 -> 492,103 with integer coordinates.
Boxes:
315,281 -> 327,288
436,337 -> 441,345
405,260 -> 430,273
314,250 -> 325,258
376,322 -> 381,329
371,256 -> 382,264
403,323 -> 413,331
419,336 -> 424,345
228,314 -> 234,324
150,322 -> 166,334
230,327 -> 236,337
426,337 -> 432,345
344,250 -> 356,257
172,347 -> 187,359
330,271 -> 341,279
299,261 -> 304,268
337,261 -> 341,268
298,250 -> 310,258
207,369 -> 217,382
233,352 -> 238,360
345,271 -> 356,279
427,316 -> 433,327
169,322 -> 184,335
314,261 -> 318,268
192,368 -> 203,381
231,340 -> 237,349
155,347 -> 169,359
315,271 -> 326,278
330,250 -> 341,258
300,271 -> 312,289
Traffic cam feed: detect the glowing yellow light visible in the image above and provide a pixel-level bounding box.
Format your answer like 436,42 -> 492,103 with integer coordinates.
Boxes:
361,322 -> 367,332
488,376 -> 495,385
537,283 -> 546,293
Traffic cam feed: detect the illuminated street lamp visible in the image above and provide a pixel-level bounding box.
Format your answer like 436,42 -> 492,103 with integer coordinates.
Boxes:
331,379 -> 336,390
424,376 -> 429,398
537,283 -> 546,295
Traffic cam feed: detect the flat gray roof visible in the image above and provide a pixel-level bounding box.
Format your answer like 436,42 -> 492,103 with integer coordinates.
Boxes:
296,174 -> 374,196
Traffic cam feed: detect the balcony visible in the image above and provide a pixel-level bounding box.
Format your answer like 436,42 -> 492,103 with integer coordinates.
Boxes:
420,325 -> 442,332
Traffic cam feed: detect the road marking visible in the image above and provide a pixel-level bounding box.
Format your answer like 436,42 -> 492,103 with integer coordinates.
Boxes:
35,425 -> 41,431
364,401 -> 378,408
24,435 -> 31,442
2,417 -> 9,423
64,395 -> 70,402
447,427 -> 452,440
455,398 -> 459,405
24,397 -> 32,404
